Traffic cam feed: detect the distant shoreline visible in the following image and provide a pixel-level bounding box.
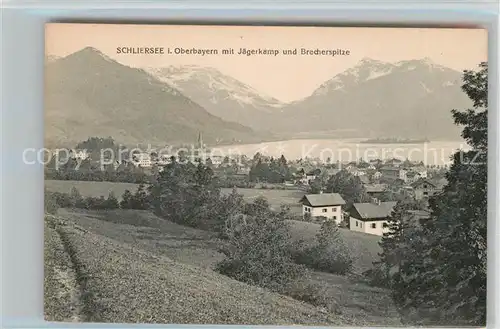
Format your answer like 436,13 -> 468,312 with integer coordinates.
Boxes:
359,137 -> 431,145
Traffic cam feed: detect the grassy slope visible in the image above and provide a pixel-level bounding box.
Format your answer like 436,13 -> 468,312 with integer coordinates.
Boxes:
45,180 -> 398,325
52,208 -> 400,326
47,212 -> 346,325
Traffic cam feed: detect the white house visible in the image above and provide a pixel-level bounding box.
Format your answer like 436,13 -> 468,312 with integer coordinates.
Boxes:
300,193 -> 346,225
348,200 -> 397,236
71,149 -> 89,160
133,153 -> 152,167
210,155 -> 224,166
399,169 -> 408,181
306,169 -> 321,184
414,167 -> 428,179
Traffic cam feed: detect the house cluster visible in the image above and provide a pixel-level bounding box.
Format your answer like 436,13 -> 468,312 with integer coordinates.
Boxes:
295,158 -> 430,186
300,192 -> 433,237
127,152 -> 250,174
294,168 -> 340,185
297,158 -> 448,237
345,157 -> 430,184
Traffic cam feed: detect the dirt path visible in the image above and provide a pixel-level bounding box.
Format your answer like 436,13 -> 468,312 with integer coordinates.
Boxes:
44,216 -> 85,322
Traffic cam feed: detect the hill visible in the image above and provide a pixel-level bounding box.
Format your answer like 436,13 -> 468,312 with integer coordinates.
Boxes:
44,208 -> 401,325
45,212 -> 348,325
275,58 -> 471,140
145,65 -> 284,131
44,48 -> 264,147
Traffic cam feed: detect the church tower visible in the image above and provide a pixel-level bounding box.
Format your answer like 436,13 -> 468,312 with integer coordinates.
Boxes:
197,132 -> 204,149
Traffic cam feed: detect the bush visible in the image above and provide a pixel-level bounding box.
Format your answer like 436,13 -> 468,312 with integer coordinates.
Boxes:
44,190 -> 59,214
292,220 -> 353,275
363,265 -> 391,288
216,197 -> 307,292
303,212 -> 312,222
69,187 -> 86,208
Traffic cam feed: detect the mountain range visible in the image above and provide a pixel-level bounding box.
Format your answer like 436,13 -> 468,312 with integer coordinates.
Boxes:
274,58 -> 470,139
45,47 -> 266,148
145,66 -> 284,131
45,47 -> 474,148
144,57 -> 472,140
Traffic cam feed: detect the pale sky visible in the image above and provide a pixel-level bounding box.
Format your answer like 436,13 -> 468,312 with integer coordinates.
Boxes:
45,23 -> 488,102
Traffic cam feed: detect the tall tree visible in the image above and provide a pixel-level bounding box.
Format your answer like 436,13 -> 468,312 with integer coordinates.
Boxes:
325,170 -> 370,206
376,197 -> 420,286
393,62 -> 488,326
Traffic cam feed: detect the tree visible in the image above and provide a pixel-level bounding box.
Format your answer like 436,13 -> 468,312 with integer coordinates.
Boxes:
391,63 -> 487,326
375,197 -> 420,286
149,160 -> 227,230
105,191 -> 119,209
44,189 -> 59,214
309,170 -> 330,194
216,187 -> 245,237
325,170 -> 370,206
120,189 -> 133,209
69,187 -> 85,208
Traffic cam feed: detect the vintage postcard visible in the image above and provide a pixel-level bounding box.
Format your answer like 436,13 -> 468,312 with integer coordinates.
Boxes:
43,23 -> 488,326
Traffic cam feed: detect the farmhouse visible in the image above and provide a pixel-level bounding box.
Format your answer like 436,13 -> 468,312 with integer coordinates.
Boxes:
379,166 -> 399,179
411,178 -> 439,200
405,170 -> 419,183
300,193 -> 346,225
384,158 -> 403,167
133,153 -> 152,167
365,183 -> 387,199
306,168 -> 321,183
349,200 -> 397,236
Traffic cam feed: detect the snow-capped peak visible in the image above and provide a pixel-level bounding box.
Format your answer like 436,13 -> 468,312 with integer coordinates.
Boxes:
395,57 -> 446,71
313,58 -> 394,95
313,57 -> 452,96
145,65 -> 284,109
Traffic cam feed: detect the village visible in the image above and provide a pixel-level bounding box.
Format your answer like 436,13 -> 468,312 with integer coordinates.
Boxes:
49,132 -> 450,238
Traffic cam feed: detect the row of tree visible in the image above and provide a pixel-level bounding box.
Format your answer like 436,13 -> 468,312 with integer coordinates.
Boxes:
248,154 -> 294,183
45,184 -> 151,212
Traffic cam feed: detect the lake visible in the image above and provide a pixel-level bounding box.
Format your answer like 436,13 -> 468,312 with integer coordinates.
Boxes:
211,138 -> 469,166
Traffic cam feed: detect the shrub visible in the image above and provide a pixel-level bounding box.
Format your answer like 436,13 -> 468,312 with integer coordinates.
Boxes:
362,265 -> 391,288
216,197 -> 307,292
303,212 -> 312,222
50,191 -> 72,208
69,187 -> 86,208
44,190 -> 59,214
292,220 -> 353,275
